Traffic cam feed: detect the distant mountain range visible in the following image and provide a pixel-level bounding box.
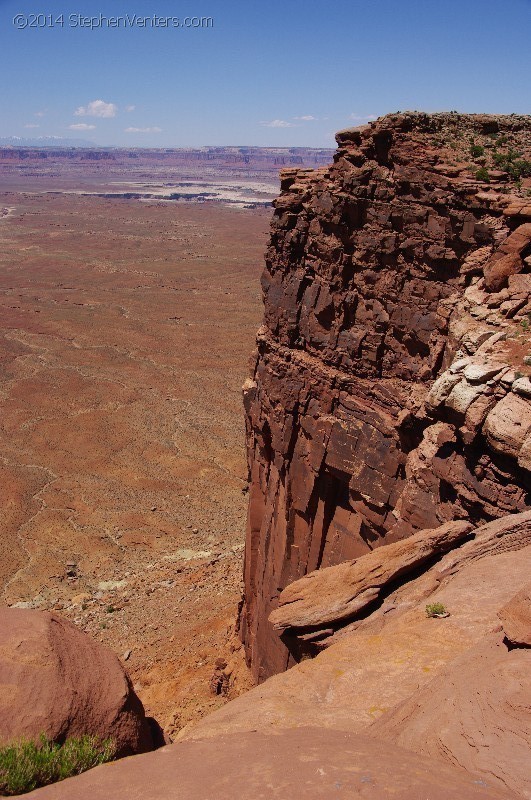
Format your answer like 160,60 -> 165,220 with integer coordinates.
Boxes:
0,135 -> 96,147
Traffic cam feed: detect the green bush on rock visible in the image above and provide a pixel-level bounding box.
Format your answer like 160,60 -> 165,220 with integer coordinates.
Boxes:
0,734 -> 115,796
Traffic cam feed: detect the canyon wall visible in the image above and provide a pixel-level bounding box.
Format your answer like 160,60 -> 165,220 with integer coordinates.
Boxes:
240,112 -> 531,681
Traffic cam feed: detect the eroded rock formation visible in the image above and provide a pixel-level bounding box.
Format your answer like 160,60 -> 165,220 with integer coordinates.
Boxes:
186,512 -> 531,799
0,608 -> 153,756
239,112 -> 531,680
22,728 -> 516,800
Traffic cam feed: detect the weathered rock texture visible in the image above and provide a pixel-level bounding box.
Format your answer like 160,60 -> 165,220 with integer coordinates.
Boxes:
270,519 -> 472,630
21,728 -> 517,800
498,582 -> 531,647
240,112 -> 531,680
0,608 -> 153,756
186,513 -> 531,799
371,631 -> 531,800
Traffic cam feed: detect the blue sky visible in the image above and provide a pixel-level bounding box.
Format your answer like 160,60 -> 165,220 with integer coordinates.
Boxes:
1,0 -> 530,147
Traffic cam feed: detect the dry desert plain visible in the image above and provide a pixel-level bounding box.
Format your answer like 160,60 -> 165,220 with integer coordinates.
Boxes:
0,178 -> 273,736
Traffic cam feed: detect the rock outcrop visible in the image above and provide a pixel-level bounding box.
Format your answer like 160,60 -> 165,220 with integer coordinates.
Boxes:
20,728 -> 517,800
270,512 -> 531,642
269,519 -> 472,630
0,608 -> 153,756
370,630 -> 531,800
184,512 -> 531,799
239,112 -> 531,681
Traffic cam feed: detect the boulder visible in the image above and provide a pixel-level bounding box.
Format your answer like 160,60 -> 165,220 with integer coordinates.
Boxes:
0,608 -> 153,756
498,583 -> 531,646
483,393 -> 531,460
269,520 -> 472,631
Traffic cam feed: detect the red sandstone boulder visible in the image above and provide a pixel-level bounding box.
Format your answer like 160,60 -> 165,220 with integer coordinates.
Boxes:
498,583 -> 531,647
0,608 -> 153,756
269,520 -> 472,630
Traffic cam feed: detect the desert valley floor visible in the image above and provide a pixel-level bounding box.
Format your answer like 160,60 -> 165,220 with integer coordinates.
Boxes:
0,187 -> 271,735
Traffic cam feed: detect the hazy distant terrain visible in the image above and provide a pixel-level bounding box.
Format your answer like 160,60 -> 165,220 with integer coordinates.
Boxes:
0,145 -> 334,199
0,148 -> 291,733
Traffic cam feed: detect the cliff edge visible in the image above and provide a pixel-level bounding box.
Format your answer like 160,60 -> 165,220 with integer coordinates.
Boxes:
239,111 -> 531,680
11,112 -> 531,800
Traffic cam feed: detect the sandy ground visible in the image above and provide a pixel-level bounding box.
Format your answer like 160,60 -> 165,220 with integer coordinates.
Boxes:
0,191 -> 270,736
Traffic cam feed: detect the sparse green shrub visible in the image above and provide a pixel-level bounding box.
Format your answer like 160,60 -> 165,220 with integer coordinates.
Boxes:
425,602 -> 448,618
475,167 -> 490,182
470,144 -> 485,158
0,734 -> 115,796
492,150 -> 531,180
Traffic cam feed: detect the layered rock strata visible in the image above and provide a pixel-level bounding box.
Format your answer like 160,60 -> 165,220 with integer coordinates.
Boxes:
240,112 -> 531,680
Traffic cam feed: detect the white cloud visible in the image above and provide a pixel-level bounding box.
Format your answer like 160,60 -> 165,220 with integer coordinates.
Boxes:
124,105 -> 136,112
349,113 -> 377,122
260,119 -> 295,128
24,123 -> 40,129
294,115 -> 317,121
124,126 -> 162,133
69,123 -> 96,131
34,110 -> 46,118
74,100 -> 117,118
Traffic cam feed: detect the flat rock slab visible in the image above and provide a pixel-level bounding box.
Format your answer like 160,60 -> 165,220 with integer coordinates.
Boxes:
371,632 -> 531,800
269,520 -> 472,630
21,727 -> 516,800
498,583 -> 531,646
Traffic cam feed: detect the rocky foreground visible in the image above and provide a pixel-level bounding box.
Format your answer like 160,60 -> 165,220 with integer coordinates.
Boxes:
3,113 -> 531,798
14,512 -> 530,798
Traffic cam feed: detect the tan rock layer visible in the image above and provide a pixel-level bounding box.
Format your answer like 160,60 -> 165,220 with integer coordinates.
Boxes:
269,520 -> 472,630
370,631 -> 531,800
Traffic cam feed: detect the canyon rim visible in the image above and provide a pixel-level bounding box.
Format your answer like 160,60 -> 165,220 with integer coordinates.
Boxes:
1,111 -> 531,799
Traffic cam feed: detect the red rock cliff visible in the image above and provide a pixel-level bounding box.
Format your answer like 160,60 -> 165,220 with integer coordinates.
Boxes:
240,112 -> 531,681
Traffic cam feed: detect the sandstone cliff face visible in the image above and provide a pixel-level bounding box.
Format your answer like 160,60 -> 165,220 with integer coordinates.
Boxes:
240,112 -> 531,681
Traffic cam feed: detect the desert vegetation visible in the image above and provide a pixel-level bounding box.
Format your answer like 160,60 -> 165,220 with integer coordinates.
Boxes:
0,735 -> 115,796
